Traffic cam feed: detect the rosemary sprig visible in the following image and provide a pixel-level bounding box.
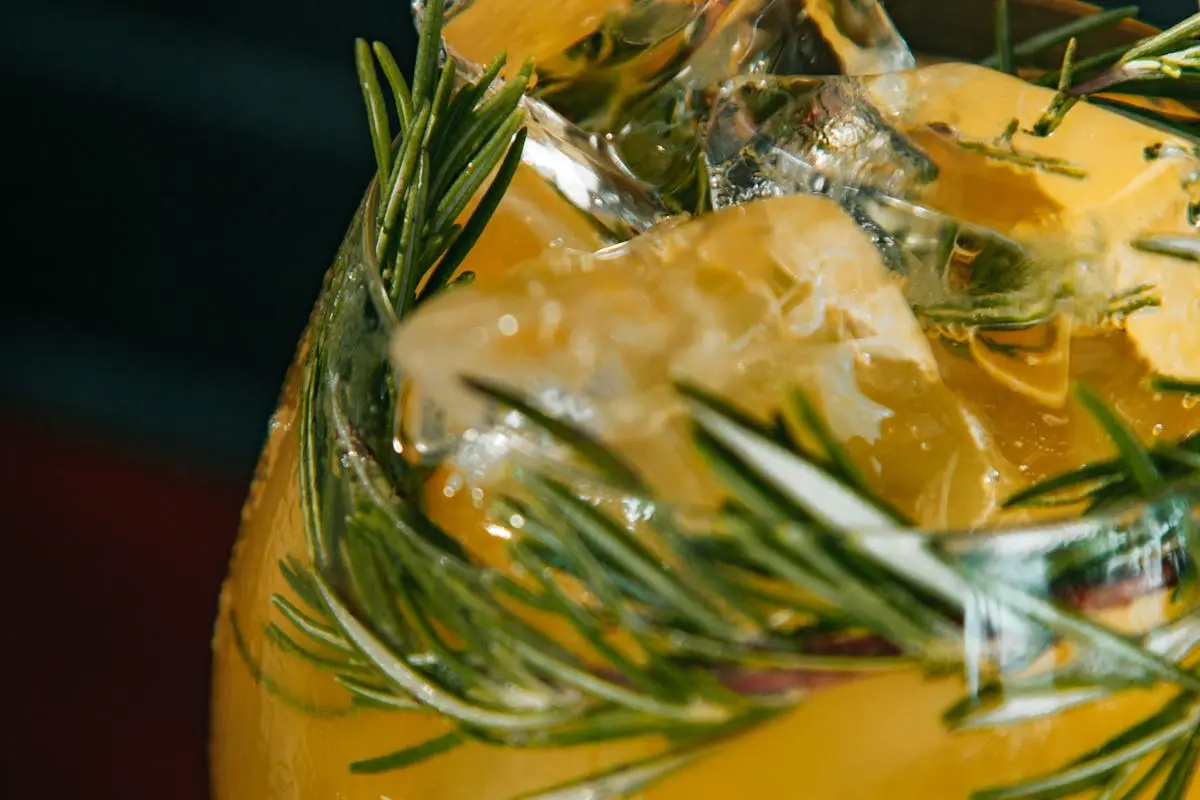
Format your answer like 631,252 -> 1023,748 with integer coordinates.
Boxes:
1004,387 -> 1199,513
972,382 -> 1200,800
1031,11 -> 1200,136
350,731 -> 465,774
1032,36 -> 1081,136
353,0 -> 531,320
279,335 -> 1200,797
1075,14 -> 1200,96
1154,376 -> 1200,395
1134,234 -> 1200,262
297,347 -> 1190,782
946,114 -> 1088,176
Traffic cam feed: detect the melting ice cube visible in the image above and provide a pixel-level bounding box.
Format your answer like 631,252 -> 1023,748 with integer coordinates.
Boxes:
393,194 -> 1020,526
415,0 -> 914,235
705,62 -> 1200,384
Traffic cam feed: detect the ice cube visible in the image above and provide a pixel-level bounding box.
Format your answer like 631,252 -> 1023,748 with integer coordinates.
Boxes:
415,0 -> 913,234
705,73 -> 938,203
705,63 -> 1200,383
392,194 -> 1019,526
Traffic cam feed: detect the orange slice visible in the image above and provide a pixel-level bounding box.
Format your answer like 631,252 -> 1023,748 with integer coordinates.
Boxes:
968,315 -> 1073,408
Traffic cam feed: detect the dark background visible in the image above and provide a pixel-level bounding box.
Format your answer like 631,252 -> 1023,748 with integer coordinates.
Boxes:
2,2 -> 418,797
0,1 -> 1193,797
3,0 -> 418,471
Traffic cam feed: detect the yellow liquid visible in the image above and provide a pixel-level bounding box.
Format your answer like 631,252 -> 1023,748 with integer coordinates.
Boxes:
213,3 -> 1200,784
211,168 -> 1200,799
210,360 -> 1196,799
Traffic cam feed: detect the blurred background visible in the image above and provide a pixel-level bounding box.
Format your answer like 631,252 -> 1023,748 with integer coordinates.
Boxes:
0,0 -> 1195,797
2,1 -> 416,796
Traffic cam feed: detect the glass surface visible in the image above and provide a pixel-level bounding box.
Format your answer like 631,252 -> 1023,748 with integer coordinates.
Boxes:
211,2 -> 1200,798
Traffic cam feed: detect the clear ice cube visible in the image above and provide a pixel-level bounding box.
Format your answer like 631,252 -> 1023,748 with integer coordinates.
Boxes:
705,62 -> 1200,382
414,0 -> 914,235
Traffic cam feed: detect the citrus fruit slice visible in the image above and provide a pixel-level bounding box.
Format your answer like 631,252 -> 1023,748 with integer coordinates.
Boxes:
967,315 -> 1073,408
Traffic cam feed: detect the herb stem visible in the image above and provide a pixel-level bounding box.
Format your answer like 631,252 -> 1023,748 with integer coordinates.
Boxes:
372,41 -> 412,127
981,5 -> 1138,70
994,0 -> 1016,75
356,38 -> 392,182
